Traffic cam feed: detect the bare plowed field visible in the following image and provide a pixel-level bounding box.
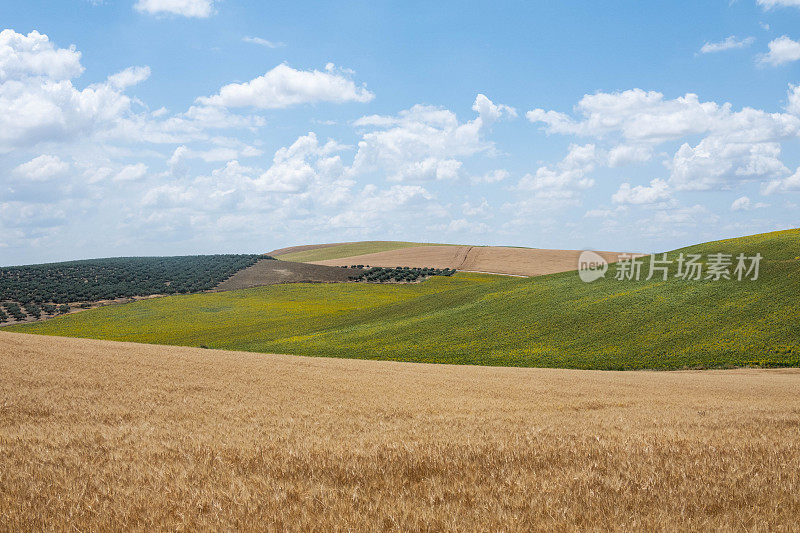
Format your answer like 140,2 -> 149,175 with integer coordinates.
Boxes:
2,332 -> 799,530
214,259 -> 361,291
313,245 -> 636,277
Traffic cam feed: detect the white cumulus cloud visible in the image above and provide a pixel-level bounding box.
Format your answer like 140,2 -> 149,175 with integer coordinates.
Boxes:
528,89 -> 730,141
670,138 -> 787,190
730,196 -> 769,211
0,29 -> 83,81
515,144 -> 597,204
114,163 -> 148,182
525,86 -> 800,194
351,95 -> 514,182
472,93 -> 517,124
762,166 -> 800,193
13,154 -> 69,182
607,144 -> 653,167
327,184 -> 435,229
253,132 -> 346,193
107,66 -> 151,90
0,30 -> 140,152
612,178 -> 671,205
134,0 -> 214,18
731,196 -> 751,211
197,64 -> 374,109
758,35 -> 800,66
471,169 -> 509,184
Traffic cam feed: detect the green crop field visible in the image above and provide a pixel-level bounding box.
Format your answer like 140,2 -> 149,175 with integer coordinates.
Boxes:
275,241 -> 446,262
9,229 -> 800,369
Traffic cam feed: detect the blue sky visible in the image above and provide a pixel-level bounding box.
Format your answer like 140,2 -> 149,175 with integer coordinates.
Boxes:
1,0 -> 800,264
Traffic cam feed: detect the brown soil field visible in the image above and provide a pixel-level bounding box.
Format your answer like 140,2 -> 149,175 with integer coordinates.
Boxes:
313,245 -> 638,277
2,332 -> 799,531
267,242 -> 355,257
214,259 -> 362,291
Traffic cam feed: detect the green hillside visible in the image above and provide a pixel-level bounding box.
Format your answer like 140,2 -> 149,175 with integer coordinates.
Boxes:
276,241 -> 444,262
8,229 -> 800,369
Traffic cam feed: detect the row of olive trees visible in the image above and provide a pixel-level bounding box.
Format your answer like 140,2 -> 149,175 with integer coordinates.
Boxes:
347,266 -> 456,283
0,301 -> 71,323
0,254 -> 264,304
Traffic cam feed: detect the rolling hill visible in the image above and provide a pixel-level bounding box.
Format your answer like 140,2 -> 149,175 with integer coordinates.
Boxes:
9,228 -> 800,369
273,240 -> 639,277
271,241 -> 442,262
309,245 -> 637,277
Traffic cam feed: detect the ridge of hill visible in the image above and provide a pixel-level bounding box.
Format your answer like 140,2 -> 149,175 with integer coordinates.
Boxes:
266,242 -> 358,257
273,241 -> 449,262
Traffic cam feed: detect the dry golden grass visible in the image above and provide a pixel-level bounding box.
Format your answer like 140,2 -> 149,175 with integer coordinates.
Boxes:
1,332 -> 799,531
314,245 -> 638,277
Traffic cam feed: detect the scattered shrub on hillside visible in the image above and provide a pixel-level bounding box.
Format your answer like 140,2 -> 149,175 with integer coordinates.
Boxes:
23,303 -> 41,319
42,303 -> 57,315
58,304 -> 70,314
349,266 -> 456,283
3,302 -> 26,321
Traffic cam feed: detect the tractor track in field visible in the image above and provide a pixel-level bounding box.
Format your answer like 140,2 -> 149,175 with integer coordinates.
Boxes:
453,246 -> 473,270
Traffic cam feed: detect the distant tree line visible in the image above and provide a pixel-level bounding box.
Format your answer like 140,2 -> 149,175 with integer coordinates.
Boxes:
0,255 -> 263,305
346,266 -> 455,283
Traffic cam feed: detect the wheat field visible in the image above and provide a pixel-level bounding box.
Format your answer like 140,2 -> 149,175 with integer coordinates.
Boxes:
1,332 -> 799,531
311,244 -> 634,277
